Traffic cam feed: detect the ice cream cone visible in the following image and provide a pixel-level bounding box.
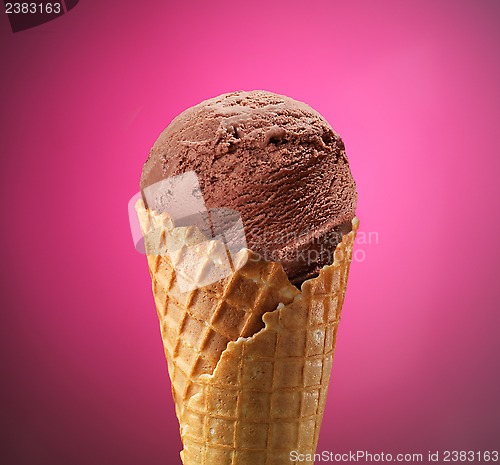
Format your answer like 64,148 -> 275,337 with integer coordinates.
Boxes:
136,199 -> 358,465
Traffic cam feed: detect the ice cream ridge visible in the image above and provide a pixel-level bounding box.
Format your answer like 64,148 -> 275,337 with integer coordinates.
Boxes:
137,90 -> 358,465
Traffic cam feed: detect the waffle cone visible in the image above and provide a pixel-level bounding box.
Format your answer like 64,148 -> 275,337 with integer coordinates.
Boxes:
136,199 -> 358,465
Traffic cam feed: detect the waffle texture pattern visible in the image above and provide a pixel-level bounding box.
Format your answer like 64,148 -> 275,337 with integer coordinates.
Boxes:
136,199 -> 358,465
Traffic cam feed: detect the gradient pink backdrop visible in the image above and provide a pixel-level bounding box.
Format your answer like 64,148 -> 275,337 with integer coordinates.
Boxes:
1,1 -> 499,464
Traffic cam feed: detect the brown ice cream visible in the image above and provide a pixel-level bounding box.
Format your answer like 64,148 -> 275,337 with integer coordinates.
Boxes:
140,90 -> 357,285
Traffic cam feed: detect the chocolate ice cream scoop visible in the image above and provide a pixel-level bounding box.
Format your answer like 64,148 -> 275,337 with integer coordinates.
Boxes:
140,90 -> 357,285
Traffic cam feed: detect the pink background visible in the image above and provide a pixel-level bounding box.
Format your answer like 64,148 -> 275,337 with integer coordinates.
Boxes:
1,0 -> 499,463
